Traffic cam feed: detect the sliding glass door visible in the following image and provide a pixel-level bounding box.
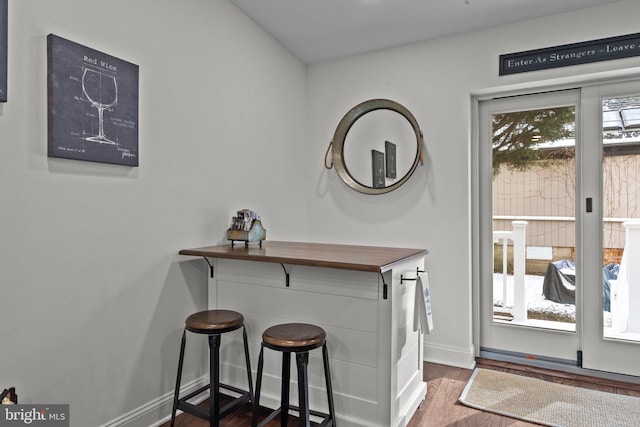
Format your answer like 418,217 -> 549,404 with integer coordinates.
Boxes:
477,81 -> 640,376
478,90 -> 581,364
581,81 -> 640,376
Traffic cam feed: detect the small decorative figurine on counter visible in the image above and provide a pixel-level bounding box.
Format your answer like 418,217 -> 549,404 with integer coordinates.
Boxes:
1,387 -> 17,404
226,209 -> 266,247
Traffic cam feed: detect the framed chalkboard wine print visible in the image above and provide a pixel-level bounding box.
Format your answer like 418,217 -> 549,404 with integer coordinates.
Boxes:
47,34 -> 139,166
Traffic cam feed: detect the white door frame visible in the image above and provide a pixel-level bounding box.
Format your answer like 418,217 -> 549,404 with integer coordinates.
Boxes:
472,75 -> 640,378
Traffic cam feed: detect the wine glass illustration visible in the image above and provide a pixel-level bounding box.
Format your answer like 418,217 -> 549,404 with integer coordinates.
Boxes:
82,68 -> 118,145
376,156 -> 384,186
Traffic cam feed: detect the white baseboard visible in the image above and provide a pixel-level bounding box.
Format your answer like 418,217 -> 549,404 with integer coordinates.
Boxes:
423,341 -> 476,369
100,376 -> 208,427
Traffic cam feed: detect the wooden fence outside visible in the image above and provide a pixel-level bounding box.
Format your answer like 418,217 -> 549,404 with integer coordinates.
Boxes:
493,152 -> 639,272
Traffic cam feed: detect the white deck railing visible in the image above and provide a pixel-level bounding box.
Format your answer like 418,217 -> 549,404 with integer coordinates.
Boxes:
493,221 -> 528,322
611,221 -> 640,333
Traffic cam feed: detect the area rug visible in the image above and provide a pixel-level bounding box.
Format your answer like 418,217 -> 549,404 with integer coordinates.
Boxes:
459,368 -> 640,426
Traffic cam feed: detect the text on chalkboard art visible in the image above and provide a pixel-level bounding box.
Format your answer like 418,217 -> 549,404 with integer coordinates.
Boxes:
83,55 -> 117,72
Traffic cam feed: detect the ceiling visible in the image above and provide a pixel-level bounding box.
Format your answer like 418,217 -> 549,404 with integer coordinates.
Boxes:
230,0 -> 625,64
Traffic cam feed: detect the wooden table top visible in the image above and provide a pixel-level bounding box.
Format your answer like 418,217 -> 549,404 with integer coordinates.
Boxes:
179,241 -> 427,273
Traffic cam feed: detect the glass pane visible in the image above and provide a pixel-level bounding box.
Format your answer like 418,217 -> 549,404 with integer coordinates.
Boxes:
492,106 -> 576,332
602,95 -> 640,343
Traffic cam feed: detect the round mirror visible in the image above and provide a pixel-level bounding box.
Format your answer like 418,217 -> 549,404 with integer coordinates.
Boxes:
331,99 -> 423,195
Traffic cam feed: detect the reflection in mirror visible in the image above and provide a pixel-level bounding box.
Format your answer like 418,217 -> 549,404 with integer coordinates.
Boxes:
343,109 -> 417,188
329,99 -> 423,195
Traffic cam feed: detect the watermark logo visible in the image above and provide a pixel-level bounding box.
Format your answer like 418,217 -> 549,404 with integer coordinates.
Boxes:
1,405 -> 69,426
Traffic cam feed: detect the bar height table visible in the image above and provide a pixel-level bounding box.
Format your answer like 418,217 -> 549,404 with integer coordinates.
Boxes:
180,241 -> 428,427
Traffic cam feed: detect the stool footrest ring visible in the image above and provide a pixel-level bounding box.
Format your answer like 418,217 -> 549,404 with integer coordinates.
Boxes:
177,384 -> 251,421
256,404 -> 332,427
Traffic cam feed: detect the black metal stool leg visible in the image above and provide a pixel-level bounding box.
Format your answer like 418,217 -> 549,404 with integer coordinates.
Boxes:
255,323 -> 334,427
322,344 -> 336,426
281,351 -> 291,427
296,352 -> 311,427
171,329 -> 187,427
252,345 -> 265,427
242,326 -> 254,402
209,334 -> 221,427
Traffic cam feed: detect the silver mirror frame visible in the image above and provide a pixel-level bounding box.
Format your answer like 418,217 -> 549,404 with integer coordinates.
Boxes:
332,98 -> 423,195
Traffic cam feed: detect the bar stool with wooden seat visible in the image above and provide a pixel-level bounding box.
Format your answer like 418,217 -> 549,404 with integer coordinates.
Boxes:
171,309 -> 253,427
252,322 -> 336,427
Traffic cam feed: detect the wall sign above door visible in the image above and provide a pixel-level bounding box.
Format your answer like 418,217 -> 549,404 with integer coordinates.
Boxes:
499,32 -> 640,76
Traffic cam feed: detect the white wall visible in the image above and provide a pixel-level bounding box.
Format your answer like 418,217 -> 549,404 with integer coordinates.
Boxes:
306,0 -> 640,368
0,1 -> 307,426
4,0 -> 640,426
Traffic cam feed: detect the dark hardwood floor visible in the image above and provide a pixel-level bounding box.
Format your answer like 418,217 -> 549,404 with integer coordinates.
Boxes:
163,358 -> 640,426
406,361 -> 537,427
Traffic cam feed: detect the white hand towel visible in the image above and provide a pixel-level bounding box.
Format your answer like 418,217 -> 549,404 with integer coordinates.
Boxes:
414,273 -> 433,334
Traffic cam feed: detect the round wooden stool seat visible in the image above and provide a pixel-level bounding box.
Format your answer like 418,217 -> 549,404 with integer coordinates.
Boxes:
185,310 -> 244,335
262,323 -> 326,351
